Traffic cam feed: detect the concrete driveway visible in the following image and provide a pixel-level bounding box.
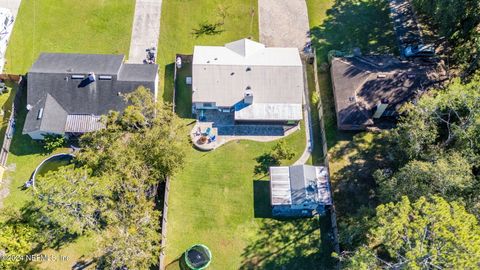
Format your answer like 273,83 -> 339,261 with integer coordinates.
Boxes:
0,0 -> 21,17
128,0 -> 162,63
258,0 -> 310,50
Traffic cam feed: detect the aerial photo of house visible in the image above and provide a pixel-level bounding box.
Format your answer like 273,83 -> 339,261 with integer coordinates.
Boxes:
0,1 -> 478,270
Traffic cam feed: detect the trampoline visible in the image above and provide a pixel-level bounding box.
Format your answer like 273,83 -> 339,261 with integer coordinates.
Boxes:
184,244 -> 212,270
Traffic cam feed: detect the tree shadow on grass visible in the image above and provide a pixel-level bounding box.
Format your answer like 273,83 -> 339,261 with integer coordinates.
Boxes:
329,132 -> 392,227
240,215 -> 334,270
253,153 -> 278,176
310,0 -> 397,64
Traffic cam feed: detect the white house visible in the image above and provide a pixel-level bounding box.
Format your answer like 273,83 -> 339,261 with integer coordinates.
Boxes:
192,39 -> 304,125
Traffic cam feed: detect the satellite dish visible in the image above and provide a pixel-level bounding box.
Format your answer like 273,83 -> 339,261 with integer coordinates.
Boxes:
26,104 -> 32,111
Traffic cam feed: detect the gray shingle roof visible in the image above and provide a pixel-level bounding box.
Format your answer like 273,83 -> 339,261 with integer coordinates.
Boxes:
23,53 -> 158,135
330,56 -> 441,130
29,53 -> 125,75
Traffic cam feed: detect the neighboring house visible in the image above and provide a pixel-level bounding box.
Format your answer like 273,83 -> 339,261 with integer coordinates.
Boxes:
192,39 -> 304,125
270,165 -> 332,217
330,56 -> 441,130
23,53 -> 158,139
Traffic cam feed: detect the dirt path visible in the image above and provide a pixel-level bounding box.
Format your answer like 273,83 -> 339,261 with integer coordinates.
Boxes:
128,0 -> 162,63
258,0 -> 310,50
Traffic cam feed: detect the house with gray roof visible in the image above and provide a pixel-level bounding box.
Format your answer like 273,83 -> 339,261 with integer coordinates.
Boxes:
270,165 -> 332,217
330,56 -> 441,130
23,53 -> 158,139
192,39 -> 304,125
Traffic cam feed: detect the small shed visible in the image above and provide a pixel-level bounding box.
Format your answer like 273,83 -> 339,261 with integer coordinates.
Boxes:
270,165 -> 332,217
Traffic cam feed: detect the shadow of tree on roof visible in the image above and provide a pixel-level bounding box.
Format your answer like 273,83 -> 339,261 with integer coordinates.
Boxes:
310,0 -> 397,64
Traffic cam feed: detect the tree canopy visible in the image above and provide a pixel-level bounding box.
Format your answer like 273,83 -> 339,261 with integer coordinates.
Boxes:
342,196 -> 480,269
30,87 -> 186,269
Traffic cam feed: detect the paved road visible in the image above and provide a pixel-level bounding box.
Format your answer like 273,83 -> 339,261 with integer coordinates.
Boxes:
258,0 -> 310,50
128,0 -> 162,63
0,0 -> 21,17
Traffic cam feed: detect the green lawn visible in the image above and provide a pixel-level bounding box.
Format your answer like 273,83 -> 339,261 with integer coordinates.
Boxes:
164,124 -> 334,269
5,0 -> 135,74
158,0 -> 258,103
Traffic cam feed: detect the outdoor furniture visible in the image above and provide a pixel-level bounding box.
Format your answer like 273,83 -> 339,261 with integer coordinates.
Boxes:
205,127 -> 211,136
210,135 -> 216,142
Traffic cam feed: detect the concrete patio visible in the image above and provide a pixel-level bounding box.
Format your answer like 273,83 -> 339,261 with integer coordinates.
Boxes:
191,110 -> 300,151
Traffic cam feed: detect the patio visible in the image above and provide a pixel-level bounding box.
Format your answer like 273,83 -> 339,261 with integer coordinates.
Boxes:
191,109 -> 300,151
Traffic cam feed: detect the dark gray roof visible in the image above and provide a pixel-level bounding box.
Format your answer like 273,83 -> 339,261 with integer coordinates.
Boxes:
23,53 -> 158,135
119,64 -> 158,81
330,56 -> 441,130
29,53 -> 125,75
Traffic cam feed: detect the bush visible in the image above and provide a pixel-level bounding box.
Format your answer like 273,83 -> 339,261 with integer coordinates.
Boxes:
43,134 -> 66,152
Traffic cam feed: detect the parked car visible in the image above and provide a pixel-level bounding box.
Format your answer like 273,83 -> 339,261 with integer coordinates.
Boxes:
403,44 -> 435,58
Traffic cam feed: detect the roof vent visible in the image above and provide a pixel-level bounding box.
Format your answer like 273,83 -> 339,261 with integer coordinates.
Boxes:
246,67 -> 251,72
348,96 -> 355,102
244,88 -> 253,104
230,72 -> 235,76
37,108 -> 44,119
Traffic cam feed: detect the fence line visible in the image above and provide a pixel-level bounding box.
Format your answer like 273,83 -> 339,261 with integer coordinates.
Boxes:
312,51 -> 341,269
159,176 -> 170,270
0,77 -> 22,168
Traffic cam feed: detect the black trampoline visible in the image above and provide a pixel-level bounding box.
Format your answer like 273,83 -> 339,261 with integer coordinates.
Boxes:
184,244 -> 212,270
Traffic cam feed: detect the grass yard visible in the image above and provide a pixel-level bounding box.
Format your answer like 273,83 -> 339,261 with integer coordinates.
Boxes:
5,0 -> 135,74
306,0 -> 396,215
158,0 -> 258,103
164,124 -> 336,269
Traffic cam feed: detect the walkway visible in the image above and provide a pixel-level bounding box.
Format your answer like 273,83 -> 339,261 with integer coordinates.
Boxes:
294,61 -> 313,165
258,0 -> 310,51
127,0 -> 162,63
258,0 -> 313,165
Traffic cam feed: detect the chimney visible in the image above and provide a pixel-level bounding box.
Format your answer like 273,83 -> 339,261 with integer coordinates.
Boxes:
244,87 -> 253,104
373,98 -> 388,119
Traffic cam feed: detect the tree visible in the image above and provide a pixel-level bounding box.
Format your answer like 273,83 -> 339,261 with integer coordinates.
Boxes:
97,196 -> 161,270
34,166 -> 111,234
341,196 -> 480,269
271,141 -> 295,162
375,152 -> 474,203
254,141 -> 296,175
42,134 -> 66,152
0,221 -> 37,270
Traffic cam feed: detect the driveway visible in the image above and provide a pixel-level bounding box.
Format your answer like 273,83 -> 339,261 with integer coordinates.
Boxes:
389,0 -> 423,51
0,0 -> 21,17
128,0 -> 162,63
258,0 -> 310,50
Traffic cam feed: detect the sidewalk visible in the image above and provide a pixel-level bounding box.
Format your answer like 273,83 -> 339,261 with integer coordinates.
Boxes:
127,0 -> 162,63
